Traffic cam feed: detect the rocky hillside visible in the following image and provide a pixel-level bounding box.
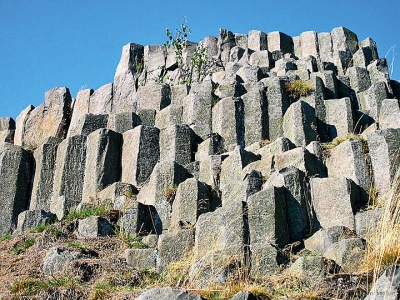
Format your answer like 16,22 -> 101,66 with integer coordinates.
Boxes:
0,26 -> 400,299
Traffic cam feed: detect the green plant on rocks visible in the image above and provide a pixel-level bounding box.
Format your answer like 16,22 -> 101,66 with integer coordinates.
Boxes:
285,79 -> 314,100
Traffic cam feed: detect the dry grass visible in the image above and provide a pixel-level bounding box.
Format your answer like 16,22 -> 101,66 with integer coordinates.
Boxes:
285,80 -> 314,100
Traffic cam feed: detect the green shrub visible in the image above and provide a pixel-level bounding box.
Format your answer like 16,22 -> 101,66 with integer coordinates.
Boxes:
285,79 -> 314,99
65,204 -> 110,220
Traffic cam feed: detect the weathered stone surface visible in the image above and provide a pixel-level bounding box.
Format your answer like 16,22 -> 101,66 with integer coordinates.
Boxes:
212,97 -> 244,148
234,33 -> 248,49
0,144 -> 32,235
170,85 -> 189,106
16,209 -> 56,234
359,81 -> 390,121
96,182 -> 138,209
142,45 -> 167,83
125,248 -> 157,270
43,247 -> 84,276
331,27 -> 359,74
368,59 -> 391,86
247,30 -> 267,52
346,66 -> 371,93
190,201 -> 246,286
324,97 -> 354,140
325,138 -> 371,204
113,43 -> 144,113
160,125 -> 194,166
255,137 -> 295,159
267,31 -> 293,55
68,89 -> 93,136
289,256 -> 326,278
67,113 -> 109,137
157,229 -> 195,273
182,81 -> 213,140
14,105 -> 35,146
142,234 -> 158,248
50,135 -> 87,220
353,41 -> 377,68
222,170 -> 263,206
229,46 -> 246,64
107,112 -> 140,134
0,117 -> 15,145
137,83 -> 171,111
89,83 -> 113,115
137,287 -> 204,300
249,50 -> 273,71
77,216 -> 113,238
265,77 -> 291,141
82,129 -> 122,203
170,178 -> 212,231
242,82 -> 268,146
367,128 -> 400,196
355,208 -> 382,239
274,147 -> 321,177
323,237 -> 365,271
121,126 -> 160,187
317,32 -> 333,62
220,147 -> 259,188
155,105 -> 183,129
236,63 -> 262,83
283,100 -> 317,147
118,201 -> 157,236
195,133 -> 225,161
268,167 -> 309,242
310,177 -> 359,231
379,99 -> 400,130
365,264 -> 400,300
272,58 -> 297,76
217,29 -> 236,67
198,154 -> 228,190
20,87 -> 72,148
30,137 -> 62,211
304,226 -> 355,254
300,31 -> 319,57
248,186 -> 289,277
137,109 -> 156,126
137,161 -> 190,230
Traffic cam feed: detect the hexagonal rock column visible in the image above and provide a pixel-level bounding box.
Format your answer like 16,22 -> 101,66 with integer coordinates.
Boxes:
0,144 -> 32,235
81,129 -> 123,204
121,125 -> 160,187
50,135 -> 88,220
137,161 -> 190,231
309,177 -> 359,231
247,186 -> 289,278
367,128 -> 400,197
67,113 -> 109,138
0,117 -> 15,146
324,97 -> 354,140
18,87 -> 72,148
136,83 -> 171,111
30,137 -> 62,211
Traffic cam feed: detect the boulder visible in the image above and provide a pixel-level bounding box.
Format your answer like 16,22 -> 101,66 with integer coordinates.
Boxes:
107,111 -> 141,134
155,105 -> 183,129
137,287 -> 204,300
323,237 -> 365,272
379,99 -> 400,130
125,248 -> 157,270
324,97 -> 354,140
16,209 -> 56,234
43,247 -> 84,276
160,125 -> 195,167
77,216 -> 114,238
365,265 -> 400,300
67,113 -> 109,137
0,117 -> 15,145
137,83 -> 171,111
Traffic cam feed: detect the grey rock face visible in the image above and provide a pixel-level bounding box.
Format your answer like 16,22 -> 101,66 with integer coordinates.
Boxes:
107,111 -> 141,134
43,247 -> 84,276
0,143 -> 32,235
121,126 -> 160,187
30,137 -> 62,211
289,256 -> 326,278
310,177 -> 359,231
0,117 -> 15,145
248,186 -> 289,277
118,202 -> 157,236
274,147 -> 320,177
379,99 -> 400,130
137,161 -> 190,231
367,128 -> 400,196
77,216 -> 114,238
331,27 -> 359,74
195,133 -> 225,161
160,125 -> 195,167
50,135 -> 87,220
359,81 -> 390,121
267,31 -> 293,55
67,89 -> 93,136
125,248 -> 157,270
16,209 -> 56,234
247,30 -> 267,52
242,82 -> 268,146
137,109 -> 156,126
170,178 -> 212,231
19,87 -> 72,148
325,138 -> 371,204
155,105 -> 183,129
323,237 -> 365,272
198,154 -> 228,190
283,100 -> 317,147
157,229 -> 195,273
82,129 -> 122,204
67,113 -> 109,137
217,29 -> 236,67
325,97 -> 354,140
137,287 -> 204,300
137,83 -> 171,111
191,201 -> 246,287
355,207 -> 383,239
229,291 -> 257,300
365,265 -> 400,300
89,83 -> 113,115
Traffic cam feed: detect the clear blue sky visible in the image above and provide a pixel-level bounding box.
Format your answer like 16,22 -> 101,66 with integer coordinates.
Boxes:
1,0 -> 399,120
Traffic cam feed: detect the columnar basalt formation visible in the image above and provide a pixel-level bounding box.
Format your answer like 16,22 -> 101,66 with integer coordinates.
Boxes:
1,26 -> 400,297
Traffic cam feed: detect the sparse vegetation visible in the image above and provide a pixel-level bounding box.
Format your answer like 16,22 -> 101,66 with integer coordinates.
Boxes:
29,223 -> 51,233
285,79 -> 314,100
0,232 -> 12,241
11,276 -> 79,297
68,241 -> 88,250
11,237 -> 35,255
164,184 -> 178,204
321,133 -> 367,150
65,204 -> 110,220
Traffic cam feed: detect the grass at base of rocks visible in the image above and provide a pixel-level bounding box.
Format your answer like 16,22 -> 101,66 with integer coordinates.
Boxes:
11,237 -> 35,255
11,276 -> 79,297
65,204 -> 110,220
0,232 -> 12,241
